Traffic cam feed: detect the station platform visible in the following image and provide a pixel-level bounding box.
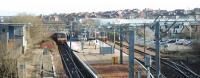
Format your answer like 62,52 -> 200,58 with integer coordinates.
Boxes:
67,40 -> 147,78
67,40 -> 128,64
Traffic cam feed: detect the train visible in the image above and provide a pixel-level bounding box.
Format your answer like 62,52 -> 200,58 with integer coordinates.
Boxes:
52,31 -> 84,44
52,32 -> 68,44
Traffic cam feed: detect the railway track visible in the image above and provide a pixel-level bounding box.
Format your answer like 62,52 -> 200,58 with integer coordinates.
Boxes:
57,42 -> 97,78
105,40 -> 200,78
58,43 -> 83,78
123,42 -> 200,78
161,60 -> 200,78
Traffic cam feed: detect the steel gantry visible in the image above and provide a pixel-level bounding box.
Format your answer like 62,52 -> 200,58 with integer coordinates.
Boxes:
73,13 -> 200,78
101,23 -> 153,78
155,22 -> 161,78
128,28 -> 135,78
152,14 -> 200,78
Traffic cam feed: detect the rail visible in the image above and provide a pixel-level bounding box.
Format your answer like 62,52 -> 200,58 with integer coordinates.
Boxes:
107,40 -> 199,78
135,58 -> 155,78
73,50 -> 99,78
57,42 -> 98,78
105,40 -> 168,78
161,59 -> 200,78
58,44 -> 82,78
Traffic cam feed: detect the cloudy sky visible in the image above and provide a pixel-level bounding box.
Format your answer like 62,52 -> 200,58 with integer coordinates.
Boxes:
0,0 -> 199,16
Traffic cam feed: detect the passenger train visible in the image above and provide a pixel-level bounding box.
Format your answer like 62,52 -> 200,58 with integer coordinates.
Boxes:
52,32 -> 68,44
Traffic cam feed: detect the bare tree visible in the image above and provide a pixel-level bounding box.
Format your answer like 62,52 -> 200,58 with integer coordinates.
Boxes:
0,41 -> 18,77
1,13 -> 44,77
81,19 -> 98,45
192,28 -> 200,53
81,19 -> 96,27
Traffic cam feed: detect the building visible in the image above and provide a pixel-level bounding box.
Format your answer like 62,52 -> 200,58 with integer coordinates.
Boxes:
0,17 -> 4,22
0,23 -> 30,59
194,8 -> 200,18
49,15 -> 60,21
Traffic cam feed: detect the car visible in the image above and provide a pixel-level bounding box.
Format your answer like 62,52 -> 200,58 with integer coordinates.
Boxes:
166,39 -> 177,43
183,40 -> 192,46
175,39 -> 184,45
151,39 -> 167,45
175,39 -> 190,45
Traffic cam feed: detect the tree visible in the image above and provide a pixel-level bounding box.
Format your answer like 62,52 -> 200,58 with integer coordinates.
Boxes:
179,26 -> 192,39
81,19 -> 98,45
137,26 -> 155,40
1,13 -> 44,77
0,41 -> 18,77
192,26 -> 200,53
81,19 -> 96,27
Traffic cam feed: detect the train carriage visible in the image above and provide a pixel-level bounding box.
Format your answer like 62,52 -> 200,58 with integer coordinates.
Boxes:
53,32 -> 67,44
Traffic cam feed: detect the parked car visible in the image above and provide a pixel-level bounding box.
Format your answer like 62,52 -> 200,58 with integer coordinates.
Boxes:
175,39 -> 185,45
175,39 -> 192,45
166,39 -> 177,43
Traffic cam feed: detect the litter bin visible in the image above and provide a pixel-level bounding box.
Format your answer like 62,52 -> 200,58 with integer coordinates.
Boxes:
112,56 -> 118,64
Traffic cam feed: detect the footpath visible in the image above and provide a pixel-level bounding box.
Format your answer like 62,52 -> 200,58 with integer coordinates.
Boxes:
18,40 -> 67,78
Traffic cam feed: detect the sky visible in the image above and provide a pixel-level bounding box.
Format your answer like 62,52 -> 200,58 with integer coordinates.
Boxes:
0,0 -> 200,16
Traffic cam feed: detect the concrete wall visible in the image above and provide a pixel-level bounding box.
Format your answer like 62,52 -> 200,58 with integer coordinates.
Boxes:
22,26 -> 27,53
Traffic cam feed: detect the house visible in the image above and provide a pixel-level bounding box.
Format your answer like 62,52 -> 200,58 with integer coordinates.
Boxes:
194,8 -> 200,18
49,15 -> 60,21
0,17 -> 4,22
0,23 -> 30,59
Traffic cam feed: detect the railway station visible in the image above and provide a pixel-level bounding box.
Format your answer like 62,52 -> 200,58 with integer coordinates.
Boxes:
1,14 -> 200,78
0,1 -> 200,78
53,13 -> 200,78
43,13 -> 200,78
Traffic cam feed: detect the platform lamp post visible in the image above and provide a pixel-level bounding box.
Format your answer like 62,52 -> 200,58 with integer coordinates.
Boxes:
113,25 -> 116,53
119,25 -> 123,64
155,22 -> 161,78
70,21 -> 72,48
81,33 -> 84,51
144,23 -> 146,54
94,28 -> 97,49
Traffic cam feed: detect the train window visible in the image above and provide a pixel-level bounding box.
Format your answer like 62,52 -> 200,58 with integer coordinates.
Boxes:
57,33 -> 66,38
